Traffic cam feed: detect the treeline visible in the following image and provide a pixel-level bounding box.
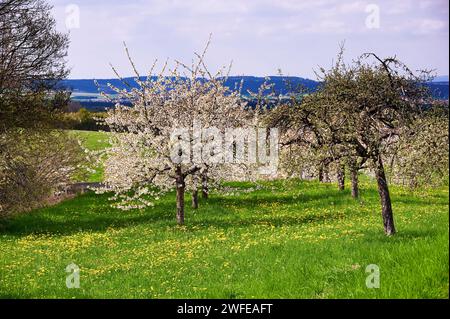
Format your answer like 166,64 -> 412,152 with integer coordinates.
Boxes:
57,108 -> 108,131
0,0 -> 87,217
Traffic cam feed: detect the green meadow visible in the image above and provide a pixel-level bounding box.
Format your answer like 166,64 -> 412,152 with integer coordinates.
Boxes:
69,130 -> 110,182
2,0 -> 448,302
0,175 -> 448,298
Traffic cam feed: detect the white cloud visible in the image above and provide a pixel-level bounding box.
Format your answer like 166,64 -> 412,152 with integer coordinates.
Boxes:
417,19 -> 447,33
49,0 -> 449,79
385,0 -> 413,15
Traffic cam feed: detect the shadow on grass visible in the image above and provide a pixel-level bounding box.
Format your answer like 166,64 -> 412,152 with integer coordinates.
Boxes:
207,189 -> 360,208
1,182 -> 445,238
0,192 -> 176,237
1,187 -> 356,237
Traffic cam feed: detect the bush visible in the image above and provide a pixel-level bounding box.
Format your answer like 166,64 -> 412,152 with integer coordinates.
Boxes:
0,129 -> 86,218
58,108 -> 108,131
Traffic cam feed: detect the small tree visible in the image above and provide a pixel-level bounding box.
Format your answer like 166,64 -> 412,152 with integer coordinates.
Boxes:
316,53 -> 432,235
98,42 -> 250,224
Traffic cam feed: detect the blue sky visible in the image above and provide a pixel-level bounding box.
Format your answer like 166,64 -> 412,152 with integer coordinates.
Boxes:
50,0 -> 449,79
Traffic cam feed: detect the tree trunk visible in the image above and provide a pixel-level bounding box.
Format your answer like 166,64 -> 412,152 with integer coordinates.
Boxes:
175,166 -> 185,225
192,173 -> 199,209
374,156 -> 396,235
318,166 -> 324,182
201,171 -> 208,199
350,165 -> 359,199
323,164 -> 331,183
337,164 -> 345,191
192,189 -> 198,209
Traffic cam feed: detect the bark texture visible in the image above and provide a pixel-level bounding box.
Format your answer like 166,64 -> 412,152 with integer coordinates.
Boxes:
318,166 -> 324,182
192,189 -> 198,209
175,166 -> 185,225
350,166 -> 359,199
337,165 -> 345,191
201,171 -> 208,199
374,156 -> 396,235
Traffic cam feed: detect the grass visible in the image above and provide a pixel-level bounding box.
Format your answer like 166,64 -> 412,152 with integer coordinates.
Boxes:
69,130 -> 110,151
69,130 -> 110,182
0,177 -> 448,299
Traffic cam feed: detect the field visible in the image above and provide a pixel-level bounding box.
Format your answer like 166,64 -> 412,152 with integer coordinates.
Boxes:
69,130 -> 110,182
69,130 -> 111,152
2,0 -> 449,303
0,130 -> 448,299
0,175 -> 448,298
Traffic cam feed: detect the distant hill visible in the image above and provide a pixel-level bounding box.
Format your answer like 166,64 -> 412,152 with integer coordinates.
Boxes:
425,81 -> 449,100
59,76 -> 320,96
59,75 -> 449,110
432,75 -> 449,82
